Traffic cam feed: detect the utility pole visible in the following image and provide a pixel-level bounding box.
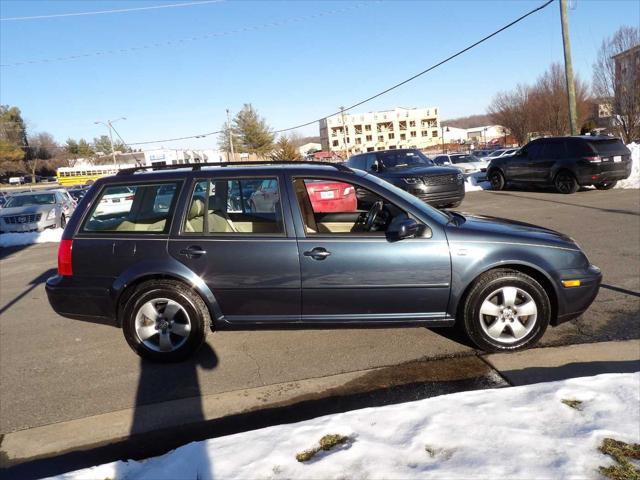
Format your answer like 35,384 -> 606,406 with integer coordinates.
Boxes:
226,109 -> 235,162
95,117 -> 126,167
560,0 -> 578,135
340,106 -> 349,159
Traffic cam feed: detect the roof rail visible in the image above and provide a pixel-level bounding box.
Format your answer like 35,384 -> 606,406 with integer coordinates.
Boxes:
116,160 -> 352,176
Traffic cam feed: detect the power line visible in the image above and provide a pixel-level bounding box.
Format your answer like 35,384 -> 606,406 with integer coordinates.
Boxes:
1,3 -> 370,67
124,0 -> 554,146
0,1 -> 224,22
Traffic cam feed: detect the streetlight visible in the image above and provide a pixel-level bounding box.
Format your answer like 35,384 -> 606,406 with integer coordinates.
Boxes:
441,125 -> 450,154
94,117 -> 126,166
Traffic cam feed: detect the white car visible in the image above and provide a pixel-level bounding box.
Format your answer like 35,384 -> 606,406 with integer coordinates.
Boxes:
432,153 -> 489,174
95,186 -> 135,215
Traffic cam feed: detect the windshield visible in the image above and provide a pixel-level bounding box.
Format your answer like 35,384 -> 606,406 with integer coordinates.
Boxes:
363,173 -> 450,223
473,151 -> 489,158
450,155 -> 478,164
378,150 -> 434,169
5,193 -> 55,208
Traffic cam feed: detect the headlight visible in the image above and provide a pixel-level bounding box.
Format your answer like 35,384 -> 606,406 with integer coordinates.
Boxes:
402,177 -> 422,185
47,209 -> 56,220
457,173 -> 464,181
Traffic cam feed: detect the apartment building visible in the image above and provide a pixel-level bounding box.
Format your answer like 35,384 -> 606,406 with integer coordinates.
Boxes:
319,107 -> 441,154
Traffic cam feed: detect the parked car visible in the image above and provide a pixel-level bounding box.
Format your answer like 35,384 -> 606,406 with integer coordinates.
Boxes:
347,149 -> 465,208
0,190 -> 75,233
0,191 -> 9,208
487,136 -> 632,193
432,153 -> 488,174
471,150 -> 492,159
304,179 -> 357,213
94,186 -> 135,215
67,186 -> 89,203
46,161 -> 602,362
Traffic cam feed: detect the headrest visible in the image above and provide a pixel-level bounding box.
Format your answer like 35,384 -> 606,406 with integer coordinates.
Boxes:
188,198 -> 205,219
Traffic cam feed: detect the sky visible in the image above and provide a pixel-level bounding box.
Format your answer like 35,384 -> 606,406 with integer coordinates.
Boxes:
1,0 -> 638,151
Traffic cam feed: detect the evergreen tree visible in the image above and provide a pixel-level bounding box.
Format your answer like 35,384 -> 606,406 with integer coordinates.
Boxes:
270,135 -> 302,161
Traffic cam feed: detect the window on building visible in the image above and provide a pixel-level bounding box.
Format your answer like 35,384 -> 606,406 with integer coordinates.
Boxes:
378,135 -> 384,142
409,120 -> 416,127
400,133 -> 406,141
366,135 -> 373,141
355,138 -> 362,145
388,133 -> 395,139
410,131 -> 417,138
421,131 -> 428,137
332,140 -> 339,147
432,131 -> 438,138
365,125 -> 372,131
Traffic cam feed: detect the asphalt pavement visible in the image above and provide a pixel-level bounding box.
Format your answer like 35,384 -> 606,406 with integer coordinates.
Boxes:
1,188 -> 638,437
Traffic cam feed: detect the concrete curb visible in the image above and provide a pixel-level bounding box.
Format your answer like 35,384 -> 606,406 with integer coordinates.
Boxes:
1,339 -> 638,478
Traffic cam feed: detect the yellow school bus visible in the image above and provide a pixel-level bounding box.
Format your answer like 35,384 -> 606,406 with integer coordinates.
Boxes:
56,165 -> 122,186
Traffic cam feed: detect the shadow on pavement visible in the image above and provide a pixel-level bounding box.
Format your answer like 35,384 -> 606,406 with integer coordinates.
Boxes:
499,359 -> 640,386
0,268 -> 56,317
0,244 -> 39,261
601,284 -> 640,298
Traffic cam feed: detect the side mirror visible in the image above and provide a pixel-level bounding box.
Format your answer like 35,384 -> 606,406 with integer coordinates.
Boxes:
392,218 -> 420,240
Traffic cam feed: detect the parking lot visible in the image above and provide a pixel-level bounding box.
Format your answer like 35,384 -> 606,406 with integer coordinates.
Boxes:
1,188 -> 639,435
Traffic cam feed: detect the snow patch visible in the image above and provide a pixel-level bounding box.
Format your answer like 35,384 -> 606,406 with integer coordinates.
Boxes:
48,372 -> 640,480
615,142 -> 639,189
0,228 -> 63,248
465,172 -> 491,192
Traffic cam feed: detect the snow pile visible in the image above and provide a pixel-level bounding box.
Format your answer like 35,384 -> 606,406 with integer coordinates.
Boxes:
0,228 -> 63,248
615,142 -> 639,189
49,372 -> 640,480
465,172 -> 491,192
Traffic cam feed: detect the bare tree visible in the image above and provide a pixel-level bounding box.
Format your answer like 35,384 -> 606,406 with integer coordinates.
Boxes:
26,132 -> 57,182
592,26 -> 639,143
487,84 -> 532,145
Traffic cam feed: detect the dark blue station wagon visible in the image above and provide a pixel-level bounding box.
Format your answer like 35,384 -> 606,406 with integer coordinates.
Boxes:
46,162 -> 602,362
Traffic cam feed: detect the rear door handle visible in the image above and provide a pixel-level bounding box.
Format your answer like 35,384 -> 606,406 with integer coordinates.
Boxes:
179,246 -> 207,258
303,247 -> 331,260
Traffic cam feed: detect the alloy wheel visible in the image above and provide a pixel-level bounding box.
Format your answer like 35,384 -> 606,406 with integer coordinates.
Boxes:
478,286 -> 537,344
134,298 -> 192,352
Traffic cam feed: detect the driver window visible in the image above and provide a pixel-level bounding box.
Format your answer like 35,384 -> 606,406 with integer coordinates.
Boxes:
293,177 -> 412,236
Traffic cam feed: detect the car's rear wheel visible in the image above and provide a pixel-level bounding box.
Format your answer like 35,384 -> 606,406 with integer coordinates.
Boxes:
462,269 -> 550,352
594,181 -> 617,190
122,280 -> 209,362
489,170 -> 505,191
554,171 -> 579,194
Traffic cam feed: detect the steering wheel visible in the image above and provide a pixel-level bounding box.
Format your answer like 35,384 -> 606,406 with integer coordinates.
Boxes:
364,200 -> 384,231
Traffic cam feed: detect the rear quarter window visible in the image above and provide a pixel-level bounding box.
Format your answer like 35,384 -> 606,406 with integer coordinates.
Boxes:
588,139 -> 629,156
82,182 -> 180,234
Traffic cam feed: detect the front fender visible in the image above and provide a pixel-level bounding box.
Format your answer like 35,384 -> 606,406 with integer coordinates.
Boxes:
111,257 -> 224,325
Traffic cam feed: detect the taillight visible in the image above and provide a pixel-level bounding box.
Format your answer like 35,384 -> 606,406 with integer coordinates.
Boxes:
583,156 -> 602,163
343,186 -> 354,195
58,239 -> 73,276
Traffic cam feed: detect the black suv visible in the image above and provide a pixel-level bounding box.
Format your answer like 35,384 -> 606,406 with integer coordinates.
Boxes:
487,135 -> 632,193
347,149 -> 465,208
46,162 -> 601,362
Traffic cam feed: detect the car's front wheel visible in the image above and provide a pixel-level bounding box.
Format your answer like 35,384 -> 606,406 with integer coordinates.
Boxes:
489,170 -> 505,191
122,280 -> 210,362
594,181 -> 617,190
462,269 -> 550,352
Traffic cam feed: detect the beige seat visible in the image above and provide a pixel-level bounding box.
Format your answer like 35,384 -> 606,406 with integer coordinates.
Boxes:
293,179 -> 317,233
184,198 -> 205,232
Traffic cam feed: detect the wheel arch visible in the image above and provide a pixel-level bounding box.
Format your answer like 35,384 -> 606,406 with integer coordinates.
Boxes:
112,263 -> 223,328
454,262 -> 558,326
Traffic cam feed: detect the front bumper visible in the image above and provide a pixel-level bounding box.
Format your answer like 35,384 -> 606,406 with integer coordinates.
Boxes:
46,275 -> 116,324
555,264 -> 603,324
407,184 -> 466,208
0,219 -> 56,233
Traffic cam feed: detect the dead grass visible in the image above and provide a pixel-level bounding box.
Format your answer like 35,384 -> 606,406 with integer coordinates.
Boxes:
598,438 -> 640,480
561,398 -> 584,410
296,434 -> 351,463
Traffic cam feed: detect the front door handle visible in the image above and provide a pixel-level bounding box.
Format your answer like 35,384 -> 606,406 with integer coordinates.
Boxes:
179,246 -> 207,258
303,247 -> 331,260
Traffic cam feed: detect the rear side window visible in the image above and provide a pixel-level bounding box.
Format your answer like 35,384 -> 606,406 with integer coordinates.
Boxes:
82,182 -> 179,234
589,139 -> 628,156
183,177 -> 284,235
541,142 -> 567,160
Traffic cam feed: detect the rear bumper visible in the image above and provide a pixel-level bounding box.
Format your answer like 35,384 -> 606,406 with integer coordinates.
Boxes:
575,161 -> 632,185
555,264 -> 603,324
46,275 -> 117,325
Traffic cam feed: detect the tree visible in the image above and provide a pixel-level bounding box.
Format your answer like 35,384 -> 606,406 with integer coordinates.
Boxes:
227,104 -> 275,157
592,26 -> 640,143
0,105 -> 28,174
92,135 -> 130,155
63,138 -> 95,166
269,135 -> 302,161
487,84 -> 532,145
26,132 -> 58,182
217,121 -> 241,159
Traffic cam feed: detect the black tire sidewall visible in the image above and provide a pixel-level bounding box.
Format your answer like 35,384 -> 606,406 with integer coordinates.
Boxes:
464,272 -> 550,352
555,171 -> 578,194
122,283 -> 206,362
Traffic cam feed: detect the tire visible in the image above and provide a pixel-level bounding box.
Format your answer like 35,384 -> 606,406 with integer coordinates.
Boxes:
594,181 -> 617,190
121,280 -> 210,362
445,201 -> 461,209
59,215 -> 66,228
489,170 -> 505,191
461,269 -> 551,352
554,171 -> 579,194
